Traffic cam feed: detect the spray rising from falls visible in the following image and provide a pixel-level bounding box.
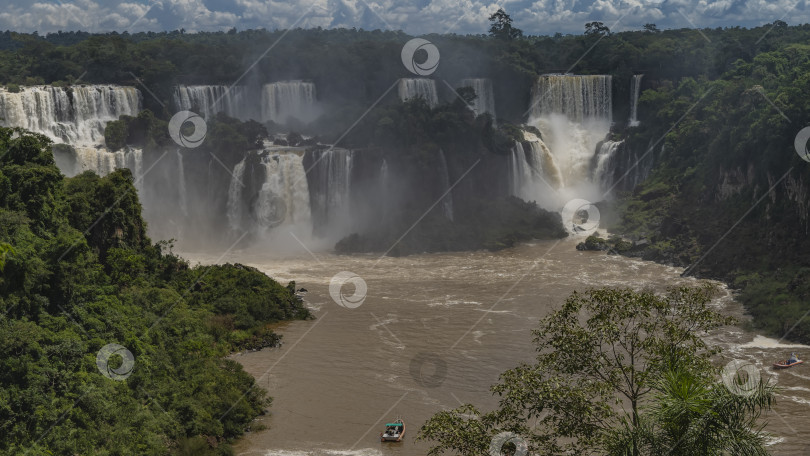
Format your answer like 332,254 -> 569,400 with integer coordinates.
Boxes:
176,150 -> 188,216
262,81 -> 317,125
522,74 -> 613,205
629,75 -> 643,127
398,79 -> 438,107
173,85 -> 253,120
460,78 -> 496,120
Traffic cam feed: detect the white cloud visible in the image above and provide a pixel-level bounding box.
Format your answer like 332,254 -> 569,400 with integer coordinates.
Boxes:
0,0 -> 806,35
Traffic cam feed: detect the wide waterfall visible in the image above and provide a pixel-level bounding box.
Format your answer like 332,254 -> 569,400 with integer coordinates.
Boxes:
438,149 -> 454,221
262,81 -> 317,125
0,85 -> 141,146
398,78 -> 438,107
306,148 -> 354,230
460,78 -> 496,120
529,75 -> 612,122
173,85 -> 253,120
525,74 -> 613,204
629,75 -> 643,127
226,149 -> 312,235
55,146 -> 144,181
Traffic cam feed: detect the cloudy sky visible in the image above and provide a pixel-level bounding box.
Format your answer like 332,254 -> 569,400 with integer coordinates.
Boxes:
0,0 -> 806,36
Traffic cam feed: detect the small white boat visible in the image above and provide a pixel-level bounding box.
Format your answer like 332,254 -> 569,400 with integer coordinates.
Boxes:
380,419 -> 405,442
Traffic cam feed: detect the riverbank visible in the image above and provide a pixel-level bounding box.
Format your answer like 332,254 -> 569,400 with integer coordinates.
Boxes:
181,237 -> 810,456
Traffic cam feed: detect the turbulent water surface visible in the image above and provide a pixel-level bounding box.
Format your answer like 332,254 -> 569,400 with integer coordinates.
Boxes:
181,237 -> 810,456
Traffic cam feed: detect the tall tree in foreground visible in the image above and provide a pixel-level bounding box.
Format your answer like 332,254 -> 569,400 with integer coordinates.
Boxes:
418,286 -> 775,455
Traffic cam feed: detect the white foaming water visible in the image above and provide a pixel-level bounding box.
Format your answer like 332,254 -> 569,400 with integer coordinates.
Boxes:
0,85 -> 140,146
522,74 -> 613,207
227,149 -> 312,238
173,85 -> 252,120
60,146 -> 144,183
398,78 -> 438,107
739,335 -> 810,350
593,140 -> 624,190
459,78 -> 495,120
262,81 -> 317,124
629,74 -> 643,127
508,131 -> 564,206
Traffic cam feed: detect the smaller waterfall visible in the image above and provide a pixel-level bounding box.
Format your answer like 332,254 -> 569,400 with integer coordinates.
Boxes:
629,75 -> 643,127
60,146 -> 143,181
438,149 -> 454,221
227,150 -> 313,234
176,150 -> 188,216
508,142 -> 532,198
508,131 -> 563,201
593,140 -> 624,190
173,85 -> 251,120
307,148 -> 354,227
459,78 -> 496,120
398,79 -> 438,107
524,135 -> 564,190
227,159 -> 247,231
261,81 -> 317,124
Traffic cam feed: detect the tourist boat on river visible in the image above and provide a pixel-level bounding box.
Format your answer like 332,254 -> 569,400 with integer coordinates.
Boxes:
380,419 -> 405,442
774,359 -> 804,369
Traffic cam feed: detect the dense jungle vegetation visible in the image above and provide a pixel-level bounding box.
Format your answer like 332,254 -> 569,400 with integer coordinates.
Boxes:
0,126 -> 311,454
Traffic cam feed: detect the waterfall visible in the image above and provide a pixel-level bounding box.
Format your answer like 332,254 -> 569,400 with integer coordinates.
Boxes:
173,85 -> 252,120
58,146 -> 143,180
176,150 -> 188,216
459,78 -> 496,120
438,149 -> 454,221
508,131 -> 563,201
227,150 -> 313,234
256,152 -> 312,229
0,85 -> 141,146
629,75 -> 643,127
524,74 -> 613,203
593,140 -> 624,190
529,75 -> 612,123
227,159 -> 246,231
398,78 -> 438,107
261,81 -> 317,124
307,148 -> 354,227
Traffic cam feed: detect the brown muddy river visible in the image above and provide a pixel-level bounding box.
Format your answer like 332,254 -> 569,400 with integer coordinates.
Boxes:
182,237 -> 810,456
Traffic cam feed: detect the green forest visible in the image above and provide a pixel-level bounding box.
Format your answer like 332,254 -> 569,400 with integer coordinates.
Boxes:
0,126 -> 311,454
